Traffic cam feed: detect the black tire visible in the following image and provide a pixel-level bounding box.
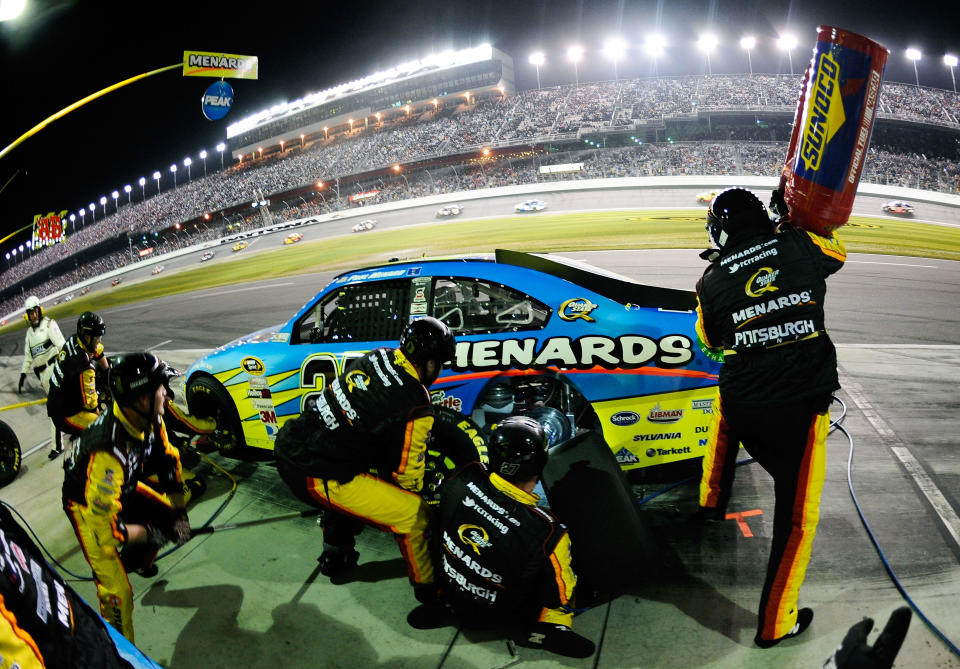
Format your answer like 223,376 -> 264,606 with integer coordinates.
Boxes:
185,375 -> 244,455
0,420 -> 22,488
422,406 -> 488,504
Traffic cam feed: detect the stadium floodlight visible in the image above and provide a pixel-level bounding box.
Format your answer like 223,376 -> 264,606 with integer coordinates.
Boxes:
299,134 -> 305,147
89,202 -> 95,222
643,34 -> 666,75
216,142 -> 226,168
603,37 -> 627,81
99,196 -> 107,215
529,51 -> 545,90
697,34 -> 718,76
945,54 -> 958,93
280,140 -> 285,152
170,163 -> 178,187
567,45 -> 583,87
153,170 -> 161,194
257,147 -> 263,159
199,149 -> 208,175
184,156 -> 192,180
348,119 -> 354,130
906,48 -> 922,86
323,126 -> 329,139
111,190 -> 119,212
740,36 -> 756,76
0,0 -> 26,21
139,176 -> 146,199
778,34 -> 798,75
124,184 -> 132,203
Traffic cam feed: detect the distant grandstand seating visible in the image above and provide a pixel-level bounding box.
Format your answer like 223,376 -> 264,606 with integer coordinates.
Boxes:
3,73 -> 958,315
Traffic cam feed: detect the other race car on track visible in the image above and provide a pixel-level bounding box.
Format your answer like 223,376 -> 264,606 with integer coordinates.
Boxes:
514,199 -> 547,213
152,265 -> 165,275
881,200 -> 914,216
111,277 -> 122,286
352,219 -> 376,233
436,204 -> 464,218
284,232 -> 303,245
185,250 -> 720,472
696,190 -> 720,204
233,241 -> 250,252
201,251 -> 215,262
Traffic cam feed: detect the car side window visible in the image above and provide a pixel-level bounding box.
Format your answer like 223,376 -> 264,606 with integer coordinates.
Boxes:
432,278 -> 550,334
296,279 -> 410,344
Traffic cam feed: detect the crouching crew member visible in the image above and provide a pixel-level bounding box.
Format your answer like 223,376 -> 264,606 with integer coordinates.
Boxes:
409,416 -> 595,659
275,316 -> 455,603
46,311 -> 108,458
695,187 -> 845,648
62,352 -> 191,642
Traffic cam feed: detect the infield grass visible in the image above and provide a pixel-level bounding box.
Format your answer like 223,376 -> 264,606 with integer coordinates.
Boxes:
4,209 -> 958,334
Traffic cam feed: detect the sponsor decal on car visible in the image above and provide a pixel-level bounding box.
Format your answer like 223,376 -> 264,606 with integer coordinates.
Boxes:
431,389 -> 463,412
610,411 -> 640,426
645,445 -> 693,457
614,448 -> 640,465
647,404 -> 684,423
247,375 -> 279,436
270,332 -> 290,343
558,297 -> 598,322
633,432 -> 681,442
241,357 -> 265,375
691,398 -> 714,413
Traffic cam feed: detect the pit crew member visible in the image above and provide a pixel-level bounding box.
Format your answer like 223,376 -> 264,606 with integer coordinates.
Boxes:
695,187 -> 846,648
408,416 -> 595,659
62,352 -> 191,642
46,311 -> 108,459
275,316 -> 455,602
18,295 -> 65,453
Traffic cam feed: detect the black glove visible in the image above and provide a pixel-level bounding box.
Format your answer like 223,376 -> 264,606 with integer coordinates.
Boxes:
18,373 -> 26,393
769,187 -> 789,221
825,607 -> 912,669
144,524 -> 171,548
171,509 -> 191,545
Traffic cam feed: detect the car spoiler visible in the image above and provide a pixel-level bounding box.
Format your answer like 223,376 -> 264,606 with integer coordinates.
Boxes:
495,249 -> 697,312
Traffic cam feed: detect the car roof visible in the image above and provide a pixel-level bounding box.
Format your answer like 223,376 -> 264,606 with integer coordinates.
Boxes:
330,249 -> 696,311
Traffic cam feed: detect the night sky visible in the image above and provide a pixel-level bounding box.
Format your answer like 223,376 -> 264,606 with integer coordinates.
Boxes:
1,0 -> 956,253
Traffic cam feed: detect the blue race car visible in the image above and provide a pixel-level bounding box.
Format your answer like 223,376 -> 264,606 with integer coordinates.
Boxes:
185,250 -> 719,471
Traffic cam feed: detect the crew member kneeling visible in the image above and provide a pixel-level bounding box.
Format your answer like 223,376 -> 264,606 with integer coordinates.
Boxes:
62,352 -> 191,642
275,316 -> 455,602
409,416 -> 595,659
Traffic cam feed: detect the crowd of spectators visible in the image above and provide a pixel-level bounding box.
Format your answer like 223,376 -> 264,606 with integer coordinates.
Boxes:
3,73 -> 958,316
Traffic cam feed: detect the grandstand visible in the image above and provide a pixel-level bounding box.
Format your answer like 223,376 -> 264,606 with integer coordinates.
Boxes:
3,64 -> 959,317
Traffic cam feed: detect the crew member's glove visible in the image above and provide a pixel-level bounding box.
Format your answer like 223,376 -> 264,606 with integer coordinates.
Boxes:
144,524 -> 171,548
18,373 -> 26,393
769,187 -> 789,222
824,607 -> 912,669
171,509 -> 191,545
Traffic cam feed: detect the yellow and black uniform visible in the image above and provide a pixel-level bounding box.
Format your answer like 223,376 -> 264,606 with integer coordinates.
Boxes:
46,333 -> 106,436
275,347 -> 436,586
435,461 -> 577,630
696,215 -> 845,645
62,401 -> 185,642
0,504 -> 155,668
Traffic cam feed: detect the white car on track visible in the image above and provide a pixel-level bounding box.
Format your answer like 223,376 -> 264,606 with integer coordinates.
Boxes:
436,204 -> 464,218
515,199 -> 547,213
352,219 -> 377,233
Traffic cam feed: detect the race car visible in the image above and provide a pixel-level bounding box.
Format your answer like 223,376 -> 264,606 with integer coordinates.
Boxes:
352,219 -> 376,233
151,265 -> 165,275
64,294 -> 74,302
80,286 -> 91,295
436,204 -> 463,218
284,232 -> 303,245
201,251 -> 215,262
185,250 -> 720,473
514,199 -> 547,213
111,277 -> 122,286
881,200 -> 914,216
696,189 -> 720,204
233,241 -> 249,252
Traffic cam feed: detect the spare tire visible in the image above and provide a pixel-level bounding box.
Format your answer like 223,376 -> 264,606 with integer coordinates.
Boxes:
422,406 -> 488,504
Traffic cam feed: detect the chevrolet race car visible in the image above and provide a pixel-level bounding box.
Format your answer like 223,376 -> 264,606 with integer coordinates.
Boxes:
881,200 -> 914,216
696,190 -> 720,204
233,241 -> 249,252
186,250 -> 720,472
284,232 -> 304,245
436,204 -> 463,218
352,219 -> 376,233
111,277 -> 122,286
201,251 -> 215,262
152,265 -> 165,275
514,199 -> 547,213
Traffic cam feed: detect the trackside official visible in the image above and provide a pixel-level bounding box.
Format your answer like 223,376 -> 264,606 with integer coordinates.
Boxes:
275,316 -> 455,601
18,295 -> 66,455
695,187 -> 846,648
62,353 -> 191,642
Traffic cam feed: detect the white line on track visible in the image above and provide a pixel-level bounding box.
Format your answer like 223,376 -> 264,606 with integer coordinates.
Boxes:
841,373 -> 960,552
191,282 -> 296,298
147,339 -> 172,349
847,260 -> 937,268
836,344 -> 960,350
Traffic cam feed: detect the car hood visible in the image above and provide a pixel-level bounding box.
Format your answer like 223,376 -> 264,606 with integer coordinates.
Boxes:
187,323 -> 288,374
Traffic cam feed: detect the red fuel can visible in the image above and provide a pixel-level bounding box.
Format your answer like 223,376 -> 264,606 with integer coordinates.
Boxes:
782,26 -> 888,236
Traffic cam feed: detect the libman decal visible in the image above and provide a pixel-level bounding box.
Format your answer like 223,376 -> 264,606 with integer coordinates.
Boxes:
452,334 -> 694,372
595,389 -> 714,469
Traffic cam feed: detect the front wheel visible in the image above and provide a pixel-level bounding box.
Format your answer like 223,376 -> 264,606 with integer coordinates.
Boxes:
422,406 -> 488,504
185,375 -> 244,455
0,420 -> 22,488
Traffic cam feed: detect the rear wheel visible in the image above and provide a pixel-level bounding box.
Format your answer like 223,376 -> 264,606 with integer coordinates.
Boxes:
0,420 -> 22,488
422,406 -> 488,504
186,375 -> 244,456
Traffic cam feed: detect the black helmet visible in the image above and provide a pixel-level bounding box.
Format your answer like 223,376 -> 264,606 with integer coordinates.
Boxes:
399,316 -> 456,386
489,416 -> 549,481
157,360 -> 182,400
77,311 -> 106,339
109,352 -> 166,407
706,187 -> 771,250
